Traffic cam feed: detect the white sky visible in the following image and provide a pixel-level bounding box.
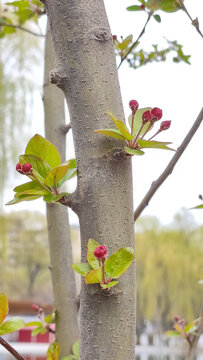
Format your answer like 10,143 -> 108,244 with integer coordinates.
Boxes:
3,0 -> 203,226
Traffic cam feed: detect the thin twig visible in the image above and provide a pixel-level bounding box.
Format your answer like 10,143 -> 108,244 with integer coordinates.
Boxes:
0,22 -> 45,37
0,336 -> 27,360
134,107 -> 203,222
117,12 -> 152,69
178,0 -> 203,39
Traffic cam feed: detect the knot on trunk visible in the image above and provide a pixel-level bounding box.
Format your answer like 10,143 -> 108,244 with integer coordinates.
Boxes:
50,69 -> 67,89
89,27 -> 111,42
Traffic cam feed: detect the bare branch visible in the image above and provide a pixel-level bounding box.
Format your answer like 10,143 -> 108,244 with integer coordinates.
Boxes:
0,22 -> 45,37
178,0 -> 203,39
117,12 -> 152,69
134,107 -> 203,222
0,336 -> 27,360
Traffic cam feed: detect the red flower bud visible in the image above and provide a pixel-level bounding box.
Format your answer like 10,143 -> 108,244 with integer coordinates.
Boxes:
94,245 -> 107,259
22,163 -> 32,173
112,35 -> 117,41
32,304 -> 39,311
129,100 -> 139,113
174,315 -> 179,322
142,110 -> 152,124
151,107 -> 163,120
16,162 -> 23,173
140,4 -> 145,9
160,120 -> 171,131
178,319 -> 185,327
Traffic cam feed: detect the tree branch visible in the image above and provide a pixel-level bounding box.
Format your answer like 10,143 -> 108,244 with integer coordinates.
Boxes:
117,12 -> 152,69
0,336 -> 27,360
178,0 -> 203,39
0,22 -> 45,37
134,107 -> 203,222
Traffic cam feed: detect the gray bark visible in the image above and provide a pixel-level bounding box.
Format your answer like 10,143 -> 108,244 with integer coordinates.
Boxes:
43,25 -> 79,356
44,2 -> 136,359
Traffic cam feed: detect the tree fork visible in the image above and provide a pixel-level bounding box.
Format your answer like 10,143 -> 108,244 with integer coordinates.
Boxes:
45,1 -> 136,359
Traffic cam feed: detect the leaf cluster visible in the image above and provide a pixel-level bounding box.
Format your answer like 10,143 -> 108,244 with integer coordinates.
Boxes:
0,293 -> 25,335
72,239 -> 134,289
6,134 -> 76,205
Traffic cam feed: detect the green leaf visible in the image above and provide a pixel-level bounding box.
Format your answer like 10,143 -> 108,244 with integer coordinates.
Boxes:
72,263 -> 92,276
117,35 -> 133,51
126,5 -> 143,11
94,129 -> 126,141
57,159 -> 77,189
124,147 -> 145,156
128,107 -> 152,136
43,192 -> 69,203
184,322 -> 197,334
25,321 -> 42,327
0,293 -> 9,324
145,0 -> 182,12
61,356 -> 76,360
44,311 -> 56,324
25,134 -> 61,168
19,154 -> 51,179
47,342 -> 60,360
105,247 -> 134,278
191,204 -> 203,210
138,139 -> 175,151
166,330 -> 180,337
14,181 -> 46,193
100,281 -> 119,289
0,318 -> 25,335
14,9 -> 34,24
32,325 -> 47,336
6,1 -> 30,9
6,194 -> 42,205
44,163 -> 71,187
85,268 -> 102,284
87,238 -> 101,269
72,341 -> 79,358
153,14 -> 161,22
107,111 -> 133,141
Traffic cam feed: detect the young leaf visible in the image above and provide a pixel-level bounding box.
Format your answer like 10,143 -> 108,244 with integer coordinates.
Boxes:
124,147 -> 145,156
14,181 -> 46,193
87,238 -> 101,269
153,14 -> 161,22
127,5 -> 144,11
94,129 -> 126,141
105,247 -> 134,278
0,318 -> 25,335
166,330 -> 180,337
72,263 -> 92,276
84,268 -> 102,284
191,204 -> 203,210
117,35 -> 133,51
44,163 -> 71,187
138,139 -> 175,151
25,321 -> 42,327
107,111 -> 133,141
44,311 -> 56,325
6,194 -> 42,205
184,322 -> 197,334
72,341 -> 79,358
43,192 -> 69,203
32,325 -> 47,336
57,159 -> 77,189
128,107 -> 152,136
19,154 -> 51,179
0,293 -> 9,324
100,281 -> 119,289
47,342 -> 60,360
25,134 -> 61,168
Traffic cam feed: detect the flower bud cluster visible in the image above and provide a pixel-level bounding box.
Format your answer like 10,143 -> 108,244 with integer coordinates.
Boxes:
16,162 -> 32,174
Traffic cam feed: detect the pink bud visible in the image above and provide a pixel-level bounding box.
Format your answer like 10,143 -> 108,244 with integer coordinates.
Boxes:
160,120 -> 171,131
142,110 -> 152,124
94,245 -> 107,259
16,162 -> 23,173
32,304 -> 39,311
112,35 -> 117,41
174,315 -> 180,322
151,107 -> 163,120
129,100 -> 139,113
178,319 -> 185,327
22,163 -> 32,173
140,4 -> 145,9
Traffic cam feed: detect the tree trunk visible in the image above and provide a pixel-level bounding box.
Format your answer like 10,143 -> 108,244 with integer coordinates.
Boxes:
44,2 -> 136,360
43,25 -> 79,356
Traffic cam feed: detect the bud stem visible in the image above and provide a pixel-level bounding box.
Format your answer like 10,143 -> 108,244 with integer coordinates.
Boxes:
148,129 -> 161,141
141,122 -> 154,139
131,123 -> 144,148
131,112 -> 135,135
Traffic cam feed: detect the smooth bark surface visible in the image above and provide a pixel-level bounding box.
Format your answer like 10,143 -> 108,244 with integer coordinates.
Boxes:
45,2 -> 136,359
43,26 -> 78,356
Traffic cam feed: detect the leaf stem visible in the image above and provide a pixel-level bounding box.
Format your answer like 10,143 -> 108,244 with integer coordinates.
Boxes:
0,336 -> 27,360
178,0 -> 203,39
117,12 -> 152,69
